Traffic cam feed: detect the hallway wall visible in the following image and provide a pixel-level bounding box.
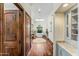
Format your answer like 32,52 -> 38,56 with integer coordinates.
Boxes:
53,13 -> 64,56
47,15 -> 54,42
54,13 -> 64,41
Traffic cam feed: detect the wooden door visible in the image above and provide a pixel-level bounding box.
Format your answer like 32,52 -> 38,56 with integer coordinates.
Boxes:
3,10 -> 20,56
0,3 -> 4,56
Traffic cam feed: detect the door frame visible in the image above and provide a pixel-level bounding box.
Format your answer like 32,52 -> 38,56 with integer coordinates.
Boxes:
14,3 -> 25,55
14,3 -> 31,56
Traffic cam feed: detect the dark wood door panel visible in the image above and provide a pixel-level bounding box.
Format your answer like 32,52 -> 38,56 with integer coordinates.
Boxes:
5,13 -> 17,41
3,47 -> 18,56
0,3 -> 4,56
3,10 -> 20,56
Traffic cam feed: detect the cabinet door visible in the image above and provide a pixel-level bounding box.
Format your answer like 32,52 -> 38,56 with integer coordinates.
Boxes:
62,49 -> 71,56
3,10 -> 20,56
57,44 -> 71,56
58,45 -> 63,56
56,44 -> 62,56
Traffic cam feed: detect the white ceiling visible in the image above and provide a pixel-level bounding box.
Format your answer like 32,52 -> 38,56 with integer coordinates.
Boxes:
56,3 -> 76,13
30,3 -> 53,19
21,3 -> 54,20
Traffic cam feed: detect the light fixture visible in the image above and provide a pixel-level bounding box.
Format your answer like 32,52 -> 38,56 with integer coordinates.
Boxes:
35,19 -> 45,21
63,3 -> 69,7
38,8 -> 41,12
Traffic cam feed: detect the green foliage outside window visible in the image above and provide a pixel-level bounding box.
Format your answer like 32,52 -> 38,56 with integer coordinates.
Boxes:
37,25 -> 43,33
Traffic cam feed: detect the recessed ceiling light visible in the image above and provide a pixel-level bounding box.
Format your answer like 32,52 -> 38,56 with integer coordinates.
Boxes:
35,19 -> 44,21
38,9 -> 41,12
63,3 -> 69,7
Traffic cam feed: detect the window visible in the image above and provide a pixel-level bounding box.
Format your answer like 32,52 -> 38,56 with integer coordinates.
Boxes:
37,25 -> 43,33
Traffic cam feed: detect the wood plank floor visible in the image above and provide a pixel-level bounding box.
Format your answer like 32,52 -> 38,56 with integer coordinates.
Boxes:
27,38 -> 53,56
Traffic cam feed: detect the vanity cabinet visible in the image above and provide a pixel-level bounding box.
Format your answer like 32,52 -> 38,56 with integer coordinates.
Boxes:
62,48 -> 71,56
56,44 -> 71,56
56,44 -> 62,56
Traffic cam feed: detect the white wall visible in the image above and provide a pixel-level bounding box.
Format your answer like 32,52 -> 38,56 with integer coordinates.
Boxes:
54,13 -> 64,41
47,3 -> 62,42
53,13 -> 64,56
47,15 -> 54,42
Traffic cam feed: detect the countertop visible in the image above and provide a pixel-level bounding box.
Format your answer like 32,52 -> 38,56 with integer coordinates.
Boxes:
57,41 -> 77,56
